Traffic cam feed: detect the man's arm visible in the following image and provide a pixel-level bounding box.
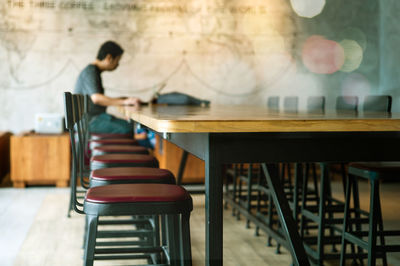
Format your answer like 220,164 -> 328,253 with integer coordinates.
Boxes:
91,93 -> 140,107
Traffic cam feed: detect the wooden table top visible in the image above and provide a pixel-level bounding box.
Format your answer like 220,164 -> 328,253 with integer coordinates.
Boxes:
119,105 -> 400,133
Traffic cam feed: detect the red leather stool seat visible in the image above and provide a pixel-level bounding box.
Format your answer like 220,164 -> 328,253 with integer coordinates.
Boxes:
91,133 -> 132,140
91,167 -> 175,183
92,154 -> 156,164
85,184 -> 190,203
90,138 -> 138,150
90,154 -> 159,170
92,145 -> 148,156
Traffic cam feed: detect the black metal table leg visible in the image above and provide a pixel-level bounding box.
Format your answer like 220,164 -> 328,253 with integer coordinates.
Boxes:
205,141 -> 223,265
262,163 -> 310,266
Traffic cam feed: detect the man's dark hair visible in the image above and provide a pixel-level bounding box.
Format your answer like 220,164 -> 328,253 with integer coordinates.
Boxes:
97,41 -> 124,60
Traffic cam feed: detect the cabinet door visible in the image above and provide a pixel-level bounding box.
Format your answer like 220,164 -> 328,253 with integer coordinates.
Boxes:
11,134 -> 70,187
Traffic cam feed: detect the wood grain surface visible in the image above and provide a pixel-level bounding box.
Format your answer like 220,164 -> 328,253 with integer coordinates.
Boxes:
120,105 -> 400,133
10,133 -> 70,188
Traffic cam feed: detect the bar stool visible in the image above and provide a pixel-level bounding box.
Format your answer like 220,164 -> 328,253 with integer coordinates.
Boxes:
283,96 -> 299,113
255,96 -> 300,252
362,95 -> 392,113
340,162 -> 400,266
230,96 -> 280,226
267,96 -> 280,111
336,96 -> 358,112
84,184 -> 193,266
307,96 -> 325,113
340,95 -> 396,266
298,96 -> 358,265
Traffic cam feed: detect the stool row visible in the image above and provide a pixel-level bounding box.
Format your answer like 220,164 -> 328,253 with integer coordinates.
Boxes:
224,162 -> 400,266
64,92 -> 193,266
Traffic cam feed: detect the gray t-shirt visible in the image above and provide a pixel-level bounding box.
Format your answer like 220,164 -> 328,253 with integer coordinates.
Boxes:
74,64 -> 106,117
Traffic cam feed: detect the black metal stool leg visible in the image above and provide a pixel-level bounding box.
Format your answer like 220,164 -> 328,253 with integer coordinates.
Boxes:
83,214 -> 98,266
255,166 -> 262,237
246,164 -> 253,229
316,163 -> 328,266
266,183 -> 274,247
292,163 -> 303,224
376,191 -> 388,266
167,214 -> 180,266
340,173 -> 353,266
325,166 -> 338,253
181,213 -> 192,266
367,180 -> 379,266
236,164 -> 244,221
352,175 -> 364,265
299,164 -> 309,239
232,164 -> 238,217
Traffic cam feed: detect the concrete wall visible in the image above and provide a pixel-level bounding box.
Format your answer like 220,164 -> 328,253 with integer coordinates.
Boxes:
0,0 -> 390,132
380,0 -> 400,112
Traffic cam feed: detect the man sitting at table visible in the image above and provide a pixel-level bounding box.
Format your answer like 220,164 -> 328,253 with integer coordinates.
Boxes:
74,40 -> 141,135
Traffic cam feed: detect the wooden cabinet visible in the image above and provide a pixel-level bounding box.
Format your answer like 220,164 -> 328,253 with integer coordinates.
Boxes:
10,133 -> 70,188
154,135 -> 204,184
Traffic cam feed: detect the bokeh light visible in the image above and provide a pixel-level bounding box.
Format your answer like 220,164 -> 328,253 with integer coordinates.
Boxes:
302,35 -> 345,74
338,27 -> 367,51
339,40 -> 363,72
290,0 -> 326,18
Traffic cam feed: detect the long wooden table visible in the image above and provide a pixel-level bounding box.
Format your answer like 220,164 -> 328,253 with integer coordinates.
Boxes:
120,104 -> 400,265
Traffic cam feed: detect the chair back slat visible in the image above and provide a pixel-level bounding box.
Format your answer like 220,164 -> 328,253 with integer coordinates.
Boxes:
363,95 -> 392,113
283,96 -> 299,113
336,96 -> 358,112
307,96 -> 325,112
64,92 -> 75,130
267,96 -> 280,111
63,91 -> 85,214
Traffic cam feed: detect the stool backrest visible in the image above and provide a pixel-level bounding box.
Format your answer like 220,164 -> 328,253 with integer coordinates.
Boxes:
336,96 -> 358,112
267,96 -> 280,111
283,96 -> 299,113
307,96 -> 325,113
63,92 -> 85,214
363,95 -> 392,113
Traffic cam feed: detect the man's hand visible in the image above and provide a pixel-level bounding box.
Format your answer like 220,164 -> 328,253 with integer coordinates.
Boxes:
91,93 -> 142,107
123,97 -> 141,107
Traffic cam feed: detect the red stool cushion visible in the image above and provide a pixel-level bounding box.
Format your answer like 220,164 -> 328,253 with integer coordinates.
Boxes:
85,184 -> 190,203
91,167 -> 174,181
93,145 -> 148,154
91,154 -> 157,164
91,139 -> 138,145
91,133 -> 132,139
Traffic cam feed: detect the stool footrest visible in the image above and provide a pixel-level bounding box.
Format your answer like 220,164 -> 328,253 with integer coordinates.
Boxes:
343,232 -> 368,249
98,218 -> 151,226
94,254 -> 151,260
379,245 -> 400,252
96,240 -> 150,246
97,229 -> 153,238
95,246 -> 164,254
